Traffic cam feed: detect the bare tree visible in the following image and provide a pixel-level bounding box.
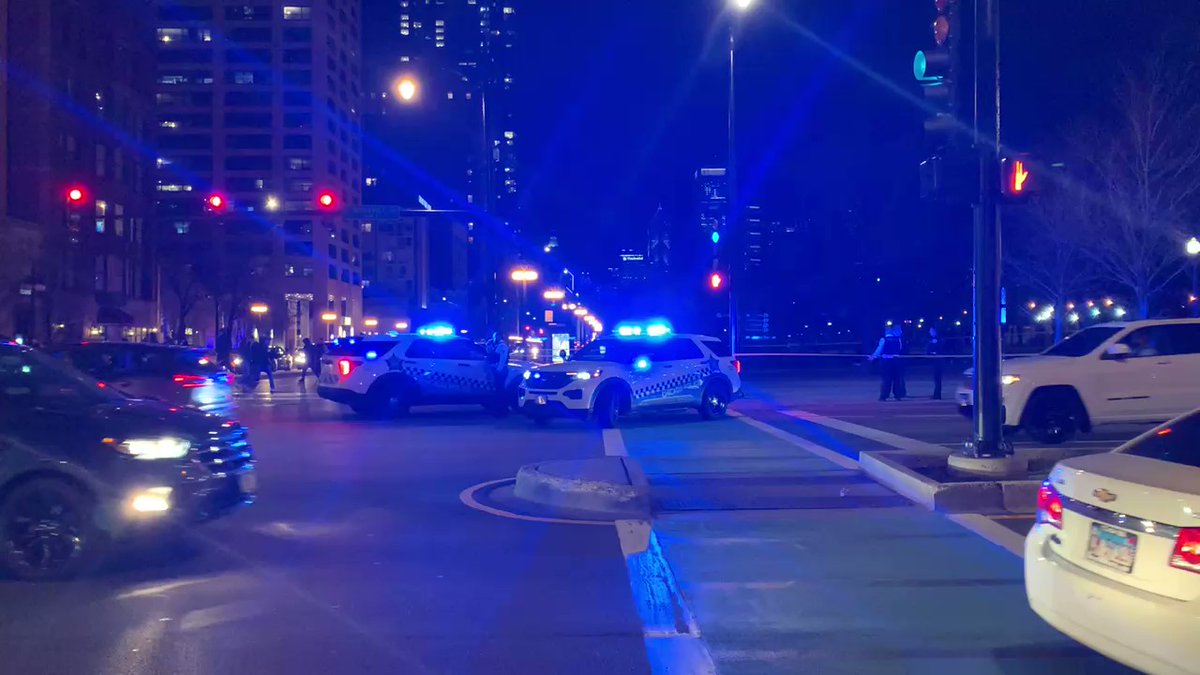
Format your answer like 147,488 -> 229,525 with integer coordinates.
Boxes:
1075,43 -> 1200,317
160,249 -> 208,345
1005,188 -> 1095,342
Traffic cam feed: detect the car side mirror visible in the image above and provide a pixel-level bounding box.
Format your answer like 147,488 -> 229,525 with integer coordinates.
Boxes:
1103,343 -> 1132,361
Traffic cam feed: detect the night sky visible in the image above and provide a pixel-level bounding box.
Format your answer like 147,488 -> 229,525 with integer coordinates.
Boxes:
512,0 -> 1200,281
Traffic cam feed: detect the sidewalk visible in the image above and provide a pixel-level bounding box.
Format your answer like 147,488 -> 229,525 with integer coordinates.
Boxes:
615,413 -> 1131,674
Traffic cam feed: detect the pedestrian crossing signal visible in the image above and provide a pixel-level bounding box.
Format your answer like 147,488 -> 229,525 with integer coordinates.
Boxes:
709,272 -> 724,290
1001,157 -> 1032,199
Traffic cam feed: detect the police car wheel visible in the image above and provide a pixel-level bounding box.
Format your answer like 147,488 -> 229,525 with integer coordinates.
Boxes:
594,388 -> 621,428
355,384 -> 411,418
699,382 -> 730,420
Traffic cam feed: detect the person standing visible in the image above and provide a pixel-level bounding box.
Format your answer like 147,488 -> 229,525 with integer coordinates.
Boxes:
299,337 -> 322,387
484,331 -> 510,395
251,338 -> 276,393
927,326 -> 943,400
869,325 -> 905,401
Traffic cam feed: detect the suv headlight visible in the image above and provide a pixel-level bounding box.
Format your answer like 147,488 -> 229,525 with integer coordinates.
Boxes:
110,437 -> 192,460
1001,375 -> 1021,386
571,370 -> 602,381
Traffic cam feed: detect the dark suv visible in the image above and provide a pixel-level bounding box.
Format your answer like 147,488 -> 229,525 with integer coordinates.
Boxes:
0,345 -> 255,580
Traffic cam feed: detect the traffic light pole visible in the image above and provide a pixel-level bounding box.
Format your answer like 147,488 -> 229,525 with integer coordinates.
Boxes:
969,0 -> 1010,460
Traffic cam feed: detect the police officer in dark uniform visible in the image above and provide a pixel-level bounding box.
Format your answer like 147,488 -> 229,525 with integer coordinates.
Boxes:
869,325 -> 905,401
927,326 -> 943,399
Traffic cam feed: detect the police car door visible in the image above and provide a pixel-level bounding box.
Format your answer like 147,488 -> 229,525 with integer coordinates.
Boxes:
653,337 -> 708,406
443,338 -> 495,401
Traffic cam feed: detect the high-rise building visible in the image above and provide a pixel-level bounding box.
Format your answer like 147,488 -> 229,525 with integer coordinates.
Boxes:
362,0 -> 518,221
153,0 -> 364,348
3,0 -> 158,342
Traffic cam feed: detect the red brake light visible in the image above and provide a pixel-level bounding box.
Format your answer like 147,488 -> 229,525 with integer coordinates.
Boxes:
172,374 -> 208,389
1171,528 -> 1200,573
337,358 -> 355,378
734,359 -> 742,374
1036,482 -> 1063,529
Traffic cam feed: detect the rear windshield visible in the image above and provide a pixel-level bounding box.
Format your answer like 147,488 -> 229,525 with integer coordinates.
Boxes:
701,338 -> 732,357
325,340 -> 397,357
1119,411 -> 1200,468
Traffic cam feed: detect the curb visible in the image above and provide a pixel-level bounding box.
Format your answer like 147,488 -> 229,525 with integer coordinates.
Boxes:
860,451 -> 1040,513
514,457 -> 651,518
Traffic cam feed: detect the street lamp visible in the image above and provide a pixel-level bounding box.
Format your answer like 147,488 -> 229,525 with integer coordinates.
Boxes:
320,312 -> 338,340
396,77 -> 417,102
510,267 -> 539,333
731,0 -> 755,10
264,195 -> 280,212
1187,237 -> 1200,317
543,289 -> 566,301
723,0 -> 757,356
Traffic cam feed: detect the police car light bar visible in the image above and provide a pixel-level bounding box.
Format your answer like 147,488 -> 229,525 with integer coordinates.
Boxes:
417,323 -> 455,338
615,320 -> 672,338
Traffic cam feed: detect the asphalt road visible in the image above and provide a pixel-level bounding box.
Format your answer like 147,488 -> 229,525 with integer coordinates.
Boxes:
0,374 -> 1135,674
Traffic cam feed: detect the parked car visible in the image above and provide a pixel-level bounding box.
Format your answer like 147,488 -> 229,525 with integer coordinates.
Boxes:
267,346 -> 294,372
0,344 -> 255,580
51,343 -> 234,415
1026,409 -> 1200,675
957,319 -> 1200,443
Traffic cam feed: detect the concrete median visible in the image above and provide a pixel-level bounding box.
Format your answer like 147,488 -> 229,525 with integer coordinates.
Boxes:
514,457 -> 651,518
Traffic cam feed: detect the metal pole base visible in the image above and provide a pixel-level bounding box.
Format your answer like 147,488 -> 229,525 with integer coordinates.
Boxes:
948,450 -> 1027,479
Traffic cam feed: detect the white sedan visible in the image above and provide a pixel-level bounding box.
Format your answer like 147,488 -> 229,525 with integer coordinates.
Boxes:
1026,409 -> 1200,675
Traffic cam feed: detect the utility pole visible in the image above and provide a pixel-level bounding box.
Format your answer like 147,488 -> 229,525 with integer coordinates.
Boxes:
963,0 -> 1015,468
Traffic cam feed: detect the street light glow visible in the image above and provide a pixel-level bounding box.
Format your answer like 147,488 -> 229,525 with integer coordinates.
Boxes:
543,289 -> 566,301
364,318 -> 379,328
397,77 -> 417,101
264,195 -> 280,211
510,268 -> 539,282
320,312 -> 338,322
573,308 -> 588,317
1188,237 -> 1200,257
249,303 -> 269,314
730,0 -> 756,11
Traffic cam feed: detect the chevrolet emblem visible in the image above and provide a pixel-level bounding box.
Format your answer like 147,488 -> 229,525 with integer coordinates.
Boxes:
1093,488 -> 1117,503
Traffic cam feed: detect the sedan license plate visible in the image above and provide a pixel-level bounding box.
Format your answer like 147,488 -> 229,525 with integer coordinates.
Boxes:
237,470 -> 257,495
536,396 -> 547,405
1086,523 -> 1137,573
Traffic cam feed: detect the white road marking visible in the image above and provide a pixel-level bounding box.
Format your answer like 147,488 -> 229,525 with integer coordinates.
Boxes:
603,428 -> 628,456
783,408 -> 950,455
948,513 -> 1025,557
732,412 -> 860,470
457,478 -> 611,526
116,575 -> 227,600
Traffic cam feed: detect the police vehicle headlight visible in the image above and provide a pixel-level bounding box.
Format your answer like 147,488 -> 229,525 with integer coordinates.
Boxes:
109,437 -> 191,460
572,370 -> 602,381
522,370 -> 532,380
1001,375 -> 1021,386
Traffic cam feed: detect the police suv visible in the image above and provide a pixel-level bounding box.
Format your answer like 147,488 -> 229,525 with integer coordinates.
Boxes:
317,327 -> 523,417
520,324 -> 742,427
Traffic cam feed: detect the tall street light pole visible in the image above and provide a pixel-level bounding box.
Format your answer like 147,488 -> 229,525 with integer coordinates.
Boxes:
727,0 -> 754,355
1188,237 -> 1200,317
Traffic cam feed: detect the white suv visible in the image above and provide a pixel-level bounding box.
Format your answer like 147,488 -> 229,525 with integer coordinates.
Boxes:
957,320 -> 1200,443
317,334 -> 523,417
520,331 -> 742,427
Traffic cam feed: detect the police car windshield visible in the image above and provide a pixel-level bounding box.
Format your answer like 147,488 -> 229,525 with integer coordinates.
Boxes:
571,338 -> 648,364
325,340 -> 396,357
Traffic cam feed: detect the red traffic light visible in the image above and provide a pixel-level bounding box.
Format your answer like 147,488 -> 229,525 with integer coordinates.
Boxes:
317,191 -> 336,209
66,186 -> 86,203
207,193 -> 226,210
709,272 -> 724,290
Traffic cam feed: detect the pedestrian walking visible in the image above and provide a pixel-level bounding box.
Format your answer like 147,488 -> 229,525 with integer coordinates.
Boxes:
928,326 -> 943,400
869,325 -> 905,401
251,338 -> 276,392
299,337 -> 323,387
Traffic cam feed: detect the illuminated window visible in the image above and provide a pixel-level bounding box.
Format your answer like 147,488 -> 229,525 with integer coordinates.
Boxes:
282,6 -> 311,20
504,131 -> 515,140
365,177 -> 378,186
157,28 -> 187,42
503,6 -> 514,14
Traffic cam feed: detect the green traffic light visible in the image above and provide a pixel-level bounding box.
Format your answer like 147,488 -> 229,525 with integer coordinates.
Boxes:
711,231 -> 720,244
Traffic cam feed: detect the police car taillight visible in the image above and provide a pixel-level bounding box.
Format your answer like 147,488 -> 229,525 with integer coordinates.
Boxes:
337,359 -> 356,378
734,359 -> 741,374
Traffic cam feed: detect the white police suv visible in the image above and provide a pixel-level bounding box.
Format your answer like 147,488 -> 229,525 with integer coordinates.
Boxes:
520,323 -> 742,427
317,326 -> 524,417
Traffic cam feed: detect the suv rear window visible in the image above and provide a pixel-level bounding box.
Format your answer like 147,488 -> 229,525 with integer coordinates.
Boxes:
325,340 -> 397,357
1119,411 -> 1200,468
700,339 -> 732,357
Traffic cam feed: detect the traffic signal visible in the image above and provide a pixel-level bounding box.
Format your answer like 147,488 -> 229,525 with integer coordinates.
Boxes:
206,193 -> 226,211
1001,156 -> 1032,199
709,272 -> 724,290
317,191 -> 336,209
66,186 -> 86,204
915,0 -> 973,201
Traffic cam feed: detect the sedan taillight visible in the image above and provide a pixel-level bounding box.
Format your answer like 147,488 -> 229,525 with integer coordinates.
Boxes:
1036,482 -> 1063,529
172,374 -> 208,389
1171,528 -> 1200,573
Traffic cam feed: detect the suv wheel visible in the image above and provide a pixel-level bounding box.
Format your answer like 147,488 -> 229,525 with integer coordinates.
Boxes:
699,381 -> 731,420
355,381 -> 411,418
1023,390 -> 1079,445
0,477 -> 103,581
594,387 -> 622,429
